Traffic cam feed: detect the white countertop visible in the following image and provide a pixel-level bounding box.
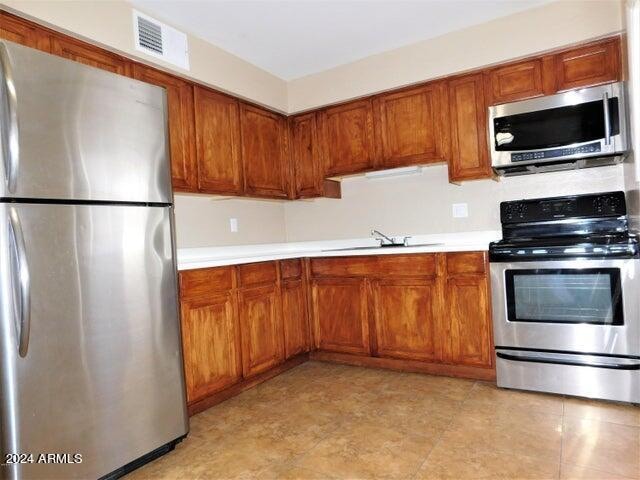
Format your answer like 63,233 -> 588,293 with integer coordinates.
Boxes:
177,231 -> 502,270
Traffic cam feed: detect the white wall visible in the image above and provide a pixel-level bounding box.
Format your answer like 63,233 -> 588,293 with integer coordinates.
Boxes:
283,165 -> 626,241
174,195 -> 287,248
288,0 -> 624,112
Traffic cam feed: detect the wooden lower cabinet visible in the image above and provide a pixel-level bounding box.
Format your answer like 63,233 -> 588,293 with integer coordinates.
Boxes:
371,277 -> 442,362
281,279 -> 310,359
446,273 -> 493,368
180,292 -> 242,404
238,284 -> 284,378
311,277 -> 370,355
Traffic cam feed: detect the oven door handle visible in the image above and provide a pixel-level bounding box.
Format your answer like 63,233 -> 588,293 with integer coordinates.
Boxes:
496,351 -> 640,370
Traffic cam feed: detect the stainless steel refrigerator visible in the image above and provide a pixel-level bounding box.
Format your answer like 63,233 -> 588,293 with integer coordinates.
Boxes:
0,40 -> 188,479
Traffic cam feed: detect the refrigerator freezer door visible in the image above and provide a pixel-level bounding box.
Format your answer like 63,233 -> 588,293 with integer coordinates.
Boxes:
0,40 -> 171,203
0,203 -> 188,479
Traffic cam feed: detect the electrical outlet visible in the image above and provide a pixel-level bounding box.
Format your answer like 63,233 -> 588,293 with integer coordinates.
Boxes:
229,218 -> 238,232
452,203 -> 469,218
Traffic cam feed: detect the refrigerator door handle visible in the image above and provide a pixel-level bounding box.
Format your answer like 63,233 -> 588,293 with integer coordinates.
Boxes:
8,207 -> 30,357
0,42 -> 19,193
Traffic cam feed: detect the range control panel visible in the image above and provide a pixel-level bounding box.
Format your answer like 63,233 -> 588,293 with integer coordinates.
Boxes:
501,191 -> 627,224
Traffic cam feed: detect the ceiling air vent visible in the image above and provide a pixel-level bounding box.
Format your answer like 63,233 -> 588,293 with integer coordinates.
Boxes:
133,10 -> 190,70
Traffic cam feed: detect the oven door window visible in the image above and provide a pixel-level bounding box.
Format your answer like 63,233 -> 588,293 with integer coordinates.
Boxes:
505,268 -> 623,325
493,98 -> 619,151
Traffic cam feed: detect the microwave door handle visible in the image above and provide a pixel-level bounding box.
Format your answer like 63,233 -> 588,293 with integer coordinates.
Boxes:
0,42 -> 19,193
603,91 -> 611,145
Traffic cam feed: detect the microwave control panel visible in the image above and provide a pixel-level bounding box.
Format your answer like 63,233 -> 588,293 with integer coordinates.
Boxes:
511,142 -> 601,162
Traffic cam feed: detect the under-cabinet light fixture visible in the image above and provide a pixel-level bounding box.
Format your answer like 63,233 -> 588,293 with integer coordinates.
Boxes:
364,166 -> 422,180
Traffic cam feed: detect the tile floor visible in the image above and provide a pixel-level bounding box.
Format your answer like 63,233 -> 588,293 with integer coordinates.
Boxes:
127,361 -> 640,480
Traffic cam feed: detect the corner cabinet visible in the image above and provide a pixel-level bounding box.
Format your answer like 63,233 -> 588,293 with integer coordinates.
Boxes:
239,104 -> 290,198
447,73 -> 492,182
133,65 -> 198,192
193,86 -> 244,195
289,112 -> 323,198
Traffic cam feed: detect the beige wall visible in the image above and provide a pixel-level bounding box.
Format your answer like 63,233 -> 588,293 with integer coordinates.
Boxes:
284,165 -> 626,241
1,0 -> 288,112
174,195 -> 287,248
288,0 -> 625,112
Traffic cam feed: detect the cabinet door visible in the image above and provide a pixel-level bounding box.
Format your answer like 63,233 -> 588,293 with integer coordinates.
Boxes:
193,86 -> 243,194
311,277 -> 370,355
133,65 -> 198,192
290,112 -> 323,198
238,284 -> 284,378
371,278 -> 442,362
447,275 -> 493,368
485,58 -> 549,105
240,104 -> 289,198
181,293 -> 242,403
0,12 -> 50,52
555,38 -> 621,92
51,36 -> 131,76
319,99 -> 376,176
448,72 -> 492,182
281,279 -> 310,359
374,82 -> 449,168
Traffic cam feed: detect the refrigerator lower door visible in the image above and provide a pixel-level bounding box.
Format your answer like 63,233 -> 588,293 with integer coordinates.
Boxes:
0,40 -> 170,203
0,203 -> 188,480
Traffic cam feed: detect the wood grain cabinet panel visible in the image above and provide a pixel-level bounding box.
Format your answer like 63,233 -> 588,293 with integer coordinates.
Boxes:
51,36 -> 130,76
0,12 -> 50,52
374,82 -> 449,168
311,277 -> 370,355
133,65 -> 198,192
289,112 -> 323,198
445,252 -> 492,368
238,284 -> 284,378
371,278 -> 442,362
447,72 -> 492,182
240,103 -> 289,198
319,99 -> 376,176
281,279 -> 310,359
194,86 -> 243,194
181,293 -> 241,403
485,59 -> 547,105
238,261 -> 278,287
555,38 -> 621,92
180,266 -> 235,299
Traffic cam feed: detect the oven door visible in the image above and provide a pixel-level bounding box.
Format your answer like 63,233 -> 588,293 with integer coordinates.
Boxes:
489,82 -> 628,169
490,258 -> 640,356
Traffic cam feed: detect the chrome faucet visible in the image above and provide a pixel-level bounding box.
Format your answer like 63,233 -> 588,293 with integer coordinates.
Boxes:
371,229 -> 395,245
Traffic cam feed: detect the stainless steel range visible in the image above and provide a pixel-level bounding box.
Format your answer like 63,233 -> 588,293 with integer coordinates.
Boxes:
489,191 -> 639,403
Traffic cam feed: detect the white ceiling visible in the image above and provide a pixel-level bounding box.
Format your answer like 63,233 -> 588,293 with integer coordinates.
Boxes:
132,0 -> 552,81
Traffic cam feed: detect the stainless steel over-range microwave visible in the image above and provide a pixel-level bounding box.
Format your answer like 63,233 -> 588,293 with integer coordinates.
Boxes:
489,82 -> 629,176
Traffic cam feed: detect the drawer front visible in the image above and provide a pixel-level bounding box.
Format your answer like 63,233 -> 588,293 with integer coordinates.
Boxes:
180,266 -> 235,298
446,252 -> 487,276
280,259 -> 302,280
311,254 -> 436,278
238,261 -> 278,287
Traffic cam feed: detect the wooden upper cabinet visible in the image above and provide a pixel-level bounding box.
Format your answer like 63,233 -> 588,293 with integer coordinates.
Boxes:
240,104 -> 289,198
485,58 -> 554,105
0,12 -> 50,52
289,112 -> 323,198
311,277 -> 370,355
319,99 -> 376,176
447,72 -> 492,182
374,81 -> 449,168
445,252 -> 492,368
194,86 -> 243,194
238,284 -> 284,378
133,65 -> 197,192
281,278 -> 310,359
180,292 -> 241,403
51,36 -> 130,76
555,38 -> 621,92
371,278 -> 442,362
